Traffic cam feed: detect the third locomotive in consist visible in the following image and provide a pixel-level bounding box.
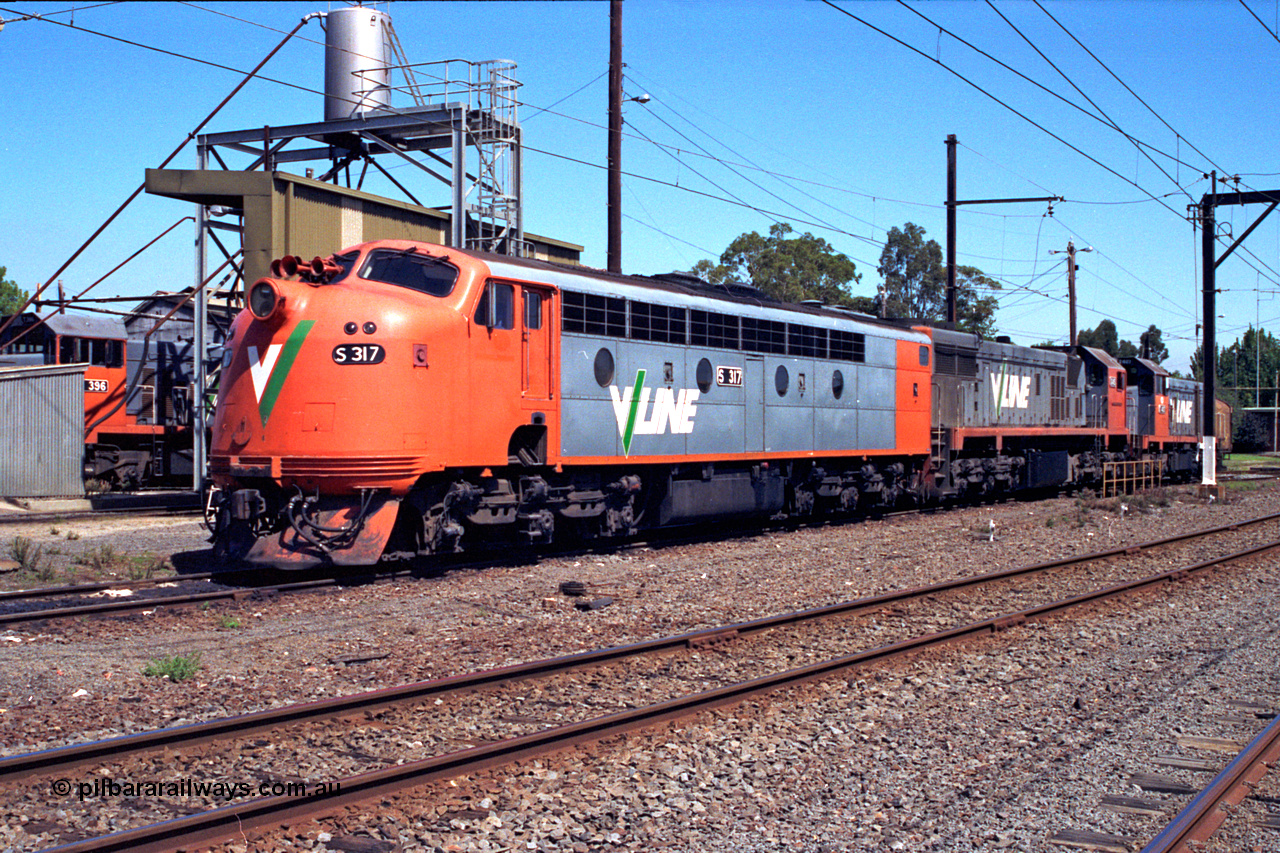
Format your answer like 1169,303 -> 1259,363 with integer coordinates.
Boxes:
207,241 -> 1202,568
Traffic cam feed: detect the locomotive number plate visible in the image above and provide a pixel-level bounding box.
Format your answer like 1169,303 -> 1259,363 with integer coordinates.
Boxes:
332,344 -> 385,365
85,379 -> 110,393
716,365 -> 743,387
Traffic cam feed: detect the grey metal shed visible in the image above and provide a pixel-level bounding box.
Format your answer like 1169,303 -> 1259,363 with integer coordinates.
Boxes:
0,364 -> 86,497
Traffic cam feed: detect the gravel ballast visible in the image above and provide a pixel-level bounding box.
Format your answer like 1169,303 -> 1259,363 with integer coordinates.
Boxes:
2,483 -> 1279,851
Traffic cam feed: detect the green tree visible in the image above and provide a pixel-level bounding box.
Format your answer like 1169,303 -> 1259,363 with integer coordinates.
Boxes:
876,223 -> 1000,337
1076,319 -> 1118,353
0,267 -> 29,315
1190,325 -> 1280,449
953,265 -> 1001,338
1194,326 -> 1280,408
1077,319 -> 1138,358
1138,325 -> 1168,363
692,222 -> 862,305
877,223 -> 940,319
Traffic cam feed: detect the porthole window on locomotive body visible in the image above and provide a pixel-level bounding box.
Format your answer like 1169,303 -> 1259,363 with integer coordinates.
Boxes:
832,369 -> 844,399
775,364 -> 789,396
696,358 -> 713,393
594,348 -> 615,387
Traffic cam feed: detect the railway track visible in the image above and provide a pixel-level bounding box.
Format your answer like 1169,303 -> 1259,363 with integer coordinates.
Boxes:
7,513 -> 1280,852
0,550 -> 550,627
5,507 -> 1278,630
1140,713 -> 1280,852
0,493 -> 201,527
0,504 -> 952,626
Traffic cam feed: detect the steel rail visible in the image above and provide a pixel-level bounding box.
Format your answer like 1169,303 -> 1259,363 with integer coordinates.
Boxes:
38,537 -> 1280,853
0,576 -> 360,628
1141,712 -> 1280,852
7,514 -> 1277,784
0,573 -> 216,604
0,561 -> 413,605
5,509 -> 1276,631
0,556 -> 508,623
0,507 -> 202,527
0,560 -> 491,624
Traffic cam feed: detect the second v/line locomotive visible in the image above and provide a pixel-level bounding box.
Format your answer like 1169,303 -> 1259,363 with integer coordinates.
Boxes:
206,241 -> 1202,568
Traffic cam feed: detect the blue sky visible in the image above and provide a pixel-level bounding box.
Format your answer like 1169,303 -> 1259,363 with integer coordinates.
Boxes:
2,0 -> 1279,377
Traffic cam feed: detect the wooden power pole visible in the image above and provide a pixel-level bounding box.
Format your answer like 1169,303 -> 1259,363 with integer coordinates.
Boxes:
607,0 -> 623,274
1049,240 -> 1090,346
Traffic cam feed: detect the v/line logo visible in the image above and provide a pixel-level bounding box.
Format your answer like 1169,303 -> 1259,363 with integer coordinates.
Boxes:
246,320 -> 314,426
1172,398 -> 1194,425
991,363 -> 1031,417
609,369 -> 700,456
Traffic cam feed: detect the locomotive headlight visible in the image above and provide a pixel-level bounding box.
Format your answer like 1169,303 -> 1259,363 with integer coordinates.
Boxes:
249,281 -> 281,321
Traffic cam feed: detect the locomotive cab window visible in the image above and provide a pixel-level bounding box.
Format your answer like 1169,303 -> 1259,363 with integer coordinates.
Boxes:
359,249 -> 459,297
332,251 -> 360,280
58,336 -> 123,368
524,291 -> 543,330
475,282 -> 515,330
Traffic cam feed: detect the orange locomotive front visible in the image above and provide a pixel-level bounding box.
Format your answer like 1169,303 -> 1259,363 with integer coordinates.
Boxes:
208,241 -> 547,566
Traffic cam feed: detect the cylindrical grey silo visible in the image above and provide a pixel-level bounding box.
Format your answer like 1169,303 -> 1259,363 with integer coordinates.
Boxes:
325,6 -> 392,121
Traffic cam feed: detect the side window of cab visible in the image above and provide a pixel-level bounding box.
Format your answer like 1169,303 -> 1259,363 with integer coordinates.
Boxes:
474,281 -> 515,330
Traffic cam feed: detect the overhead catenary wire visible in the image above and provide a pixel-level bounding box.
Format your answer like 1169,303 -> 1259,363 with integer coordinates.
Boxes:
626,64 -> 1173,222
622,212 -> 717,262
821,0 -> 1200,226
983,0 -> 1191,202
952,136 -> 1228,322
524,70 -> 609,121
894,0 -> 1209,177
1030,0 -> 1280,287
627,106 -> 860,243
524,143 -> 879,270
16,0 -> 1164,273
8,2 -> 899,297
960,140 -> 1277,322
0,0 -> 119,24
0,4 -> 325,100
1035,0 -> 1233,181
629,77 -> 889,239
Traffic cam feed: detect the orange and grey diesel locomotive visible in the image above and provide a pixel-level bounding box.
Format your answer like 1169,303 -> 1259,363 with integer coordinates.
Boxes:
0,310 -> 212,488
207,239 -> 1201,568
925,330 -> 1200,499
